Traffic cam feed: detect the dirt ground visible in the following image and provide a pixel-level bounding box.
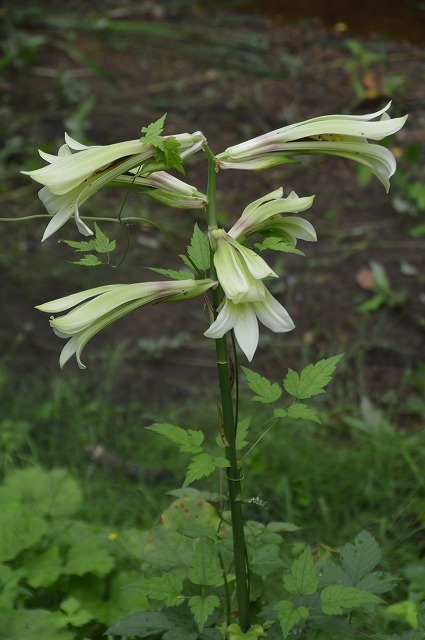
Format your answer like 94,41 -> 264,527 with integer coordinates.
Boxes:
1,1 -> 424,413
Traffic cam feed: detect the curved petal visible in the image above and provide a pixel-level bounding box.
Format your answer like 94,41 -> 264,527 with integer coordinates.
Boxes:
204,298 -> 239,339
233,304 -> 259,362
253,290 -> 295,333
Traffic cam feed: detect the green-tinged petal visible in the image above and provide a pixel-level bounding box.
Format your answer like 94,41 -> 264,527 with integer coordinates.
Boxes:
262,216 -> 317,242
36,285 -> 122,313
228,190 -> 315,240
38,278 -> 215,368
233,304 -> 259,362
253,289 -> 295,332
228,237 -> 278,280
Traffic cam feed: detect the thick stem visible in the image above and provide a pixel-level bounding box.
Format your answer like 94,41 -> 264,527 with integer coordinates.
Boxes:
204,144 -> 250,631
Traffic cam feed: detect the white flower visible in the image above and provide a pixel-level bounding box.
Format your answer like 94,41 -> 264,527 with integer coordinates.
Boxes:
116,170 -> 208,209
216,103 -> 407,191
36,278 -> 216,368
210,228 -> 277,303
204,285 -> 294,361
23,131 -> 206,240
228,187 -> 316,245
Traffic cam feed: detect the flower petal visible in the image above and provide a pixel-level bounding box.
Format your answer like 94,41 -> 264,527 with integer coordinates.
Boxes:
233,304 -> 259,362
253,289 -> 295,333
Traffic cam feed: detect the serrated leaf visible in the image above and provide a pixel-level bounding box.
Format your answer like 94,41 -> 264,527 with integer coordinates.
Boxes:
161,136 -> 185,174
283,354 -> 344,399
147,267 -> 195,280
140,113 -> 167,144
286,403 -> 321,424
283,547 -> 319,595
92,223 -> 116,253
146,423 -> 204,454
236,416 -> 251,450
188,538 -> 223,586
275,600 -> 310,638
180,224 -> 210,273
320,584 -> 383,615
71,254 -> 103,267
254,237 -> 304,256
183,453 -> 229,488
242,367 -> 282,404
251,543 -> 284,577
144,573 -> 183,607
357,571 -> 398,594
188,594 -> 220,631
340,530 -> 381,584
60,238 -> 96,252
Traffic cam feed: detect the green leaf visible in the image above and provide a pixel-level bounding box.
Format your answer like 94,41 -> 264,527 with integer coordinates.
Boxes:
283,547 -> 319,595
242,367 -> 282,404
303,618 -> 356,639
147,267 -> 195,280
140,114 -> 185,173
25,546 -> 62,588
188,538 -> 223,586
62,539 -> 115,578
183,453 -> 229,488
286,403 -> 321,424
180,224 -> 210,273
188,594 -> 220,631
0,609 -> 73,640
161,136 -> 185,174
140,113 -> 167,145
251,543 -> 284,577
275,600 -> 310,638
236,416 -> 251,450
320,584 -> 383,615
254,237 -> 304,256
340,530 -> 381,584
71,254 -> 103,267
4,467 -> 82,519
146,423 -> 204,454
0,500 -> 47,562
60,597 -> 93,627
92,223 -> 116,253
60,238 -> 96,252
357,571 -> 398,594
283,354 -> 344,400
143,573 -> 183,607
106,611 -> 174,638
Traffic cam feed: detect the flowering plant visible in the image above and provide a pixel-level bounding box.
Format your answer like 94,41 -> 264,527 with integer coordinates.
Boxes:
19,104 -> 407,638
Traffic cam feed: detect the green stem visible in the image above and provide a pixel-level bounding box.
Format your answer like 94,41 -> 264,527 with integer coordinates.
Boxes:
204,143 -> 250,631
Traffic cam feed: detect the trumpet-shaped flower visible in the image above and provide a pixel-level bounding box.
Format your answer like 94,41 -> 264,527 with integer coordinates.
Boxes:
216,103 -> 407,191
210,228 -> 277,303
228,187 -> 316,245
116,170 -> 208,209
204,284 -> 295,361
23,131 -> 206,240
36,278 -> 216,368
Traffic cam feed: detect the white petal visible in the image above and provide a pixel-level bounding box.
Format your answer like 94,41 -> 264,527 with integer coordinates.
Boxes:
277,216 -> 317,242
254,290 -> 295,333
204,299 -> 238,338
36,285 -> 120,313
233,304 -> 259,362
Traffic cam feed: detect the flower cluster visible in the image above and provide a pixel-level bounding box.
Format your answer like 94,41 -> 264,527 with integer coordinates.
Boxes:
23,131 -> 206,241
203,189 -> 316,361
26,105 -> 406,367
